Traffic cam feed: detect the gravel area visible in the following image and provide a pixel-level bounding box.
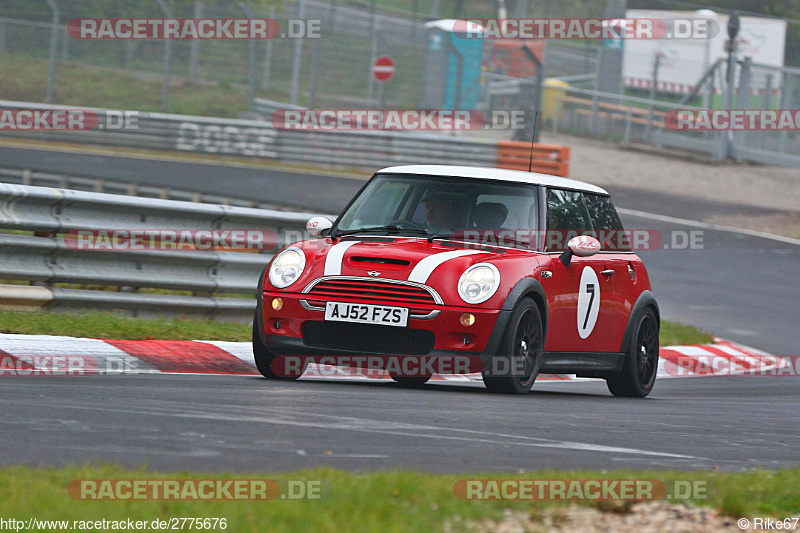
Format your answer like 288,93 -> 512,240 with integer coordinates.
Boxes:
447,502 -> 756,532
540,133 -> 800,216
470,129 -> 800,217
703,213 -> 800,239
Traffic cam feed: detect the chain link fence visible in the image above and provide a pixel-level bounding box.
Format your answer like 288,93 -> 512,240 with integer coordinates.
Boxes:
734,61 -> 800,161
1,1 -> 799,168
0,0 -> 606,115
0,0 -> 435,114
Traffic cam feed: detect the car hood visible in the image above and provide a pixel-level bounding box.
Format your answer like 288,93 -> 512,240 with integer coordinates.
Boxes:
290,237 -> 530,289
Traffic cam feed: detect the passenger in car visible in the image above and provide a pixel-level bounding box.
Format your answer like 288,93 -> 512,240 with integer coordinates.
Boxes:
473,202 -> 509,228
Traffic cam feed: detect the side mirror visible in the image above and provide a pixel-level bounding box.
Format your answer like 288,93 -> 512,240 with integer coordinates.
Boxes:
559,235 -> 601,267
306,216 -> 333,237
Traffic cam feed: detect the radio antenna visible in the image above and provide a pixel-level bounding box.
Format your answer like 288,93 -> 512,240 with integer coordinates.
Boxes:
528,110 -> 539,173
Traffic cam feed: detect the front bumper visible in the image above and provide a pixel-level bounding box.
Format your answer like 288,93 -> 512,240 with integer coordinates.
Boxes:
260,291 -> 510,363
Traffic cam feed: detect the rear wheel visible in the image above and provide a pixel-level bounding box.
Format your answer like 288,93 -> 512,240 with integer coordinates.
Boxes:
606,309 -> 659,397
483,297 -> 543,394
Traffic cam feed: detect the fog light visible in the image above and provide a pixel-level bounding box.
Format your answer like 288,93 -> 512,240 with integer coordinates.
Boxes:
274,320 -> 281,330
271,298 -> 283,311
463,336 -> 472,345
460,313 -> 475,327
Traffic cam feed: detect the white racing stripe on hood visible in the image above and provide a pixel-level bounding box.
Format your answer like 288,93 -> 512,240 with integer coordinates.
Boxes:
408,250 -> 487,284
324,240 -> 361,276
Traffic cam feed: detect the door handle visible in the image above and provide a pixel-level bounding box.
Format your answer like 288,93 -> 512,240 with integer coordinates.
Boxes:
600,269 -> 615,276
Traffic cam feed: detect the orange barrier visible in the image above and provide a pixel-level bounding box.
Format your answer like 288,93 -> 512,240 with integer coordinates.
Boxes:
496,141 -> 570,177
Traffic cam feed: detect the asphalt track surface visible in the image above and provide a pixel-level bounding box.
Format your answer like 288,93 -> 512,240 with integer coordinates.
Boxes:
2,375 -> 799,472
0,145 -> 363,212
1,145 -> 798,472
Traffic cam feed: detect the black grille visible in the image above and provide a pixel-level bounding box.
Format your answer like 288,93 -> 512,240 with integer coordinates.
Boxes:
302,322 -> 435,355
351,256 -> 411,266
306,279 -> 437,305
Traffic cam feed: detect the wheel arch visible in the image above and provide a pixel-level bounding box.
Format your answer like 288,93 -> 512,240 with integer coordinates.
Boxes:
620,290 -> 660,353
502,277 -> 548,345
254,266 -> 268,346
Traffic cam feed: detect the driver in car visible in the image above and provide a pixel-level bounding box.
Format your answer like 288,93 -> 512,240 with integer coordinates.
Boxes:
422,192 -> 459,234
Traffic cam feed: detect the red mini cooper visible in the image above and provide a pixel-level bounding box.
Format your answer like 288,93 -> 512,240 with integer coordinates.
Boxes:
253,165 -> 660,397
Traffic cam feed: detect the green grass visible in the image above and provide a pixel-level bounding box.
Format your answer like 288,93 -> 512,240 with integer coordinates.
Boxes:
0,309 -> 711,345
0,310 -> 250,341
0,35 -> 426,116
0,54 -> 251,118
660,320 -> 713,346
0,464 -> 798,532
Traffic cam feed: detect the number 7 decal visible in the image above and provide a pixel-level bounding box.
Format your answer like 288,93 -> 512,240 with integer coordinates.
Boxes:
577,266 -> 600,339
583,284 -> 595,329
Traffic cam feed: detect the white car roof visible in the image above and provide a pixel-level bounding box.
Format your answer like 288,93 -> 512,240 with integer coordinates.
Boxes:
376,165 -> 609,196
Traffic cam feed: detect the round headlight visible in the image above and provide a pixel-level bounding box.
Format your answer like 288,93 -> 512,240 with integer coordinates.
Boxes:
268,247 -> 306,289
457,263 -> 500,304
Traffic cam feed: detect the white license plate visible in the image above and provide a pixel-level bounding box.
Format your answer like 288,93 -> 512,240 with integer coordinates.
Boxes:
324,302 -> 409,327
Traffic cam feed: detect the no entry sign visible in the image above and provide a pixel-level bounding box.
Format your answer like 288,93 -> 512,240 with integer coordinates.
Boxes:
372,55 -> 395,83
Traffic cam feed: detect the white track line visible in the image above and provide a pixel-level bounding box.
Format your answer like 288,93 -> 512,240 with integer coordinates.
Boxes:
617,207 -> 800,246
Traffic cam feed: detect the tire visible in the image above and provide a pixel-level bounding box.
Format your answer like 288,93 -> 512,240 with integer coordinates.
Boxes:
606,308 -> 659,398
483,297 -> 543,394
390,375 -> 430,387
252,311 -> 305,380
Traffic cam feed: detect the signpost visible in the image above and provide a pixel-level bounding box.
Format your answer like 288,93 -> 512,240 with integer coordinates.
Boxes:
372,55 -> 394,108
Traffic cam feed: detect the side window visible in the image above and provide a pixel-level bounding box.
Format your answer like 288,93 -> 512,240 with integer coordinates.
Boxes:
584,194 -> 629,251
546,189 -> 593,251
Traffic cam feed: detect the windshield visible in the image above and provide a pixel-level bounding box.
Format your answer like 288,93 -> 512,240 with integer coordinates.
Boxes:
334,173 -> 539,248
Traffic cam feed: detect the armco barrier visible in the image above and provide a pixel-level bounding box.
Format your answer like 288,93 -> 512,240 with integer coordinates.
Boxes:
0,100 -> 279,159
277,129 -> 498,169
0,167 -> 294,211
0,99 -> 568,175
496,141 -> 571,176
0,183 -> 326,321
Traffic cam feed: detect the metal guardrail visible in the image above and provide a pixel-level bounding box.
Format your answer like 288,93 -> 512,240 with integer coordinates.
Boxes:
277,129 -> 497,168
549,85 -> 719,157
0,183 -> 326,321
0,167 -> 299,212
253,97 -> 498,168
0,99 -> 497,170
252,98 -> 304,118
0,99 -> 279,159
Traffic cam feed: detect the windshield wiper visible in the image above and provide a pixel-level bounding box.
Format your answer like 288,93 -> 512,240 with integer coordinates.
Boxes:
488,238 -> 533,249
426,232 -> 452,243
331,225 -> 430,241
427,233 -> 533,249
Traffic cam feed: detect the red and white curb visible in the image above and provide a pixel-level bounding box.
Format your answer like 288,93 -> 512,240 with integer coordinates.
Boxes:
0,334 -> 772,381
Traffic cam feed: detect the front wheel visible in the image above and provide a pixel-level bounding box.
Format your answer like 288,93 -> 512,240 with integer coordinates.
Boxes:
606,309 -> 659,398
483,297 -> 543,394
